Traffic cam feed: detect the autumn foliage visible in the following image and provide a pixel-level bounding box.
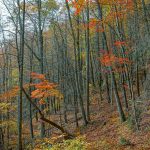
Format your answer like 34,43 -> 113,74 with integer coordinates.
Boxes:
100,53 -> 130,67
0,84 -> 29,101
30,72 -> 63,105
0,73 -> 63,105
67,0 -> 135,16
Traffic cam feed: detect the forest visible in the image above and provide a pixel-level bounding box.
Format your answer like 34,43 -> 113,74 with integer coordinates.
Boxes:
0,0 -> 150,149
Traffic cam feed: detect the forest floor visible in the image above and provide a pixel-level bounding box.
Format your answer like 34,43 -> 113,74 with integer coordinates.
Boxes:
81,102 -> 150,150
50,94 -> 150,150
31,93 -> 150,150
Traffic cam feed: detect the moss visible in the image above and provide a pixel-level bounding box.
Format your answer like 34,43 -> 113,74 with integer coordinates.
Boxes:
119,137 -> 131,146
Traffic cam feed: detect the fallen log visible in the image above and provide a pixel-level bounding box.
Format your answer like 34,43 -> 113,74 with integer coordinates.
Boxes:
22,88 -> 75,139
